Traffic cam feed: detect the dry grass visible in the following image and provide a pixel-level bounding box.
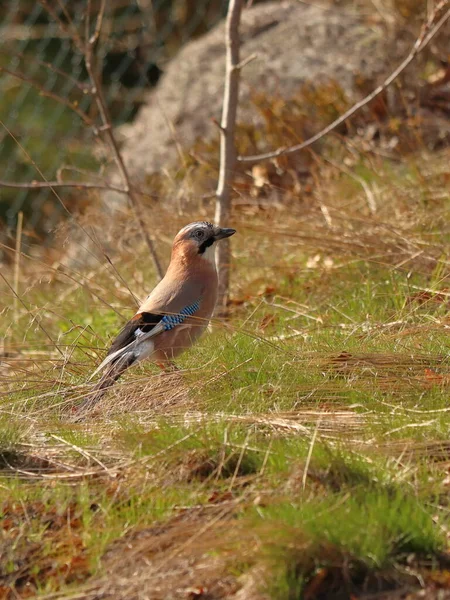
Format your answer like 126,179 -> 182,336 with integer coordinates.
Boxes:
1,0 -> 450,596
1,97 -> 450,599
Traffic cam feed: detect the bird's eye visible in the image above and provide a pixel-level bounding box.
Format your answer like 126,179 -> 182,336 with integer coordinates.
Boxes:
194,230 -> 204,240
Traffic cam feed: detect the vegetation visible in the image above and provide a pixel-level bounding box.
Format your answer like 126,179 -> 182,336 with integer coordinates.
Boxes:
1,0 -> 450,598
0,0 -> 227,232
1,144 -> 450,598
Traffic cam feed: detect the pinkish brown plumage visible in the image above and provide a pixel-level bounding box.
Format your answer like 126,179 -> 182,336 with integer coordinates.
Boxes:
79,222 -> 236,412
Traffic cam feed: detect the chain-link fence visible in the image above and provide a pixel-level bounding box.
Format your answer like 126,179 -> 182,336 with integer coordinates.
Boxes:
0,1 -> 228,236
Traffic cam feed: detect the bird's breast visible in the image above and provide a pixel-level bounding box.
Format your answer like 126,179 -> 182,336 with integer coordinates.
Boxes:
152,293 -> 217,361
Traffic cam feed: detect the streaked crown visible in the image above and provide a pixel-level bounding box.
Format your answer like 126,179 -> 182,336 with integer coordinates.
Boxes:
173,221 -> 236,259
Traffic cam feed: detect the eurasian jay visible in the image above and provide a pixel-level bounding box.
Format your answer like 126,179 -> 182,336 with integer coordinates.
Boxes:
81,221 -> 236,409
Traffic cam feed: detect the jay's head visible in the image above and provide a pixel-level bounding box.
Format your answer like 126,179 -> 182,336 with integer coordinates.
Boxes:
172,221 -> 236,264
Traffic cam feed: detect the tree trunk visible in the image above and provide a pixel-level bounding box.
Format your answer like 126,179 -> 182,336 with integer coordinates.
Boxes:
215,0 -> 243,314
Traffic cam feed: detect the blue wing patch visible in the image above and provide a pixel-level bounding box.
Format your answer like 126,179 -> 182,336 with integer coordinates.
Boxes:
90,299 -> 202,380
161,299 -> 201,331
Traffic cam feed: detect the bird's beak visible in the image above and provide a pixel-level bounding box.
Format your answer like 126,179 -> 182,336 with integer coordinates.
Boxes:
214,227 -> 236,240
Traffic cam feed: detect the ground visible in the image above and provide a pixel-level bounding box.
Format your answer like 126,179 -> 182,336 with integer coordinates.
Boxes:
1,146 -> 450,599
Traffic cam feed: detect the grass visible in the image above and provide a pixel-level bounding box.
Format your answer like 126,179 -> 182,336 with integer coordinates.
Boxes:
263,489 -> 444,598
2,2 -> 448,595
1,143 -> 450,599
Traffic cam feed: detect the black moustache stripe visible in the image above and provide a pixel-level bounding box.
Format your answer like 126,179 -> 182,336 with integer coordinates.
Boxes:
198,237 -> 215,254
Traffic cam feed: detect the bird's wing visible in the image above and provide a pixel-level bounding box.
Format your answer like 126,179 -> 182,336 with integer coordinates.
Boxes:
90,299 -> 201,379
139,275 -> 206,314
106,312 -> 164,357
90,311 -> 164,379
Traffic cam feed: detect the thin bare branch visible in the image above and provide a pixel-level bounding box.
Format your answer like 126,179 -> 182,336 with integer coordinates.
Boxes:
214,0 -> 244,312
0,66 -> 93,127
238,1 -> 450,163
15,51 -> 90,92
13,212 -> 23,321
86,71 -> 164,279
24,0 -> 165,280
0,119 -> 88,223
82,1 -> 164,279
0,178 -> 159,202
0,14 -> 146,45
0,23 -> 71,42
40,0 -> 83,52
0,120 -> 137,294
89,0 -> 107,45
0,179 -> 127,194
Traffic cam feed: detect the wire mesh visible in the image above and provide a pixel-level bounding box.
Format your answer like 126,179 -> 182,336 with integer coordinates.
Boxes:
0,0 -> 228,236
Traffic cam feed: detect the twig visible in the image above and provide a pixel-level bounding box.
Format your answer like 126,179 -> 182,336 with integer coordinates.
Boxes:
0,119 -> 135,291
0,66 -> 93,127
0,178 -> 159,202
235,52 -> 258,70
214,0 -> 244,311
22,1 -> 164,280
40,0 -> 83,51
0,179 -> 128,194
83,1 -> 164,279
89,0 -> 106,45
13,212 -> 23,321
15,51 -> 90,92
324,156 -> 378,214
237,1 -> 450,163
0,118 -> 96,229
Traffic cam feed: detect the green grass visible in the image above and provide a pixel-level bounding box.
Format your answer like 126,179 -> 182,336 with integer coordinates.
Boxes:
264,489 -> 444,599
1,149 -> 450,598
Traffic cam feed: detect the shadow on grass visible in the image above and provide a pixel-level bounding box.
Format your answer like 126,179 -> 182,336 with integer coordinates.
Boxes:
0,449 -> 54,475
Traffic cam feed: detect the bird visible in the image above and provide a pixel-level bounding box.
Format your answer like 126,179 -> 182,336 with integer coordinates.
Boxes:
79,221 -> 236,412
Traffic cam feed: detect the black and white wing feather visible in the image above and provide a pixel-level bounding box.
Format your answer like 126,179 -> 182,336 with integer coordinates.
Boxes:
91,298 -> 201,379
76,300 -> 202,415
89,311 -> 164,379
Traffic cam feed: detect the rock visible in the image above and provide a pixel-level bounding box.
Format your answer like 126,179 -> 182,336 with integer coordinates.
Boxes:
117,0 -> 407,179
65,1 -> 447,269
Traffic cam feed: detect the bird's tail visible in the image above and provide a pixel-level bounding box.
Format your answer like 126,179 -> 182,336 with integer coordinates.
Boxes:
76,353 -> 135,417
